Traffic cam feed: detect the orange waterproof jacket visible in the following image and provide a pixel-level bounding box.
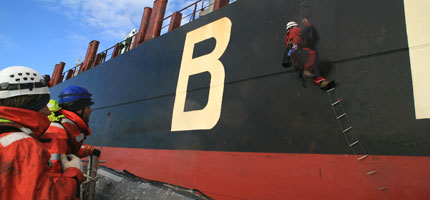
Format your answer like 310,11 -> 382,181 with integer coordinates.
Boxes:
0,106 -> 83,200
41,109 -> 94,175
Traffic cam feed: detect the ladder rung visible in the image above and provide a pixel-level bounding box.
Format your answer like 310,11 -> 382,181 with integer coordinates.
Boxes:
326,88 -> 336,93
349,140 -> 359,147
336,113 -> 346,119
366,170 -> 377,175
357,155 -> 368,161
377,187 -> 387,190
331,99 -> 341,106
342,126 -> 353,133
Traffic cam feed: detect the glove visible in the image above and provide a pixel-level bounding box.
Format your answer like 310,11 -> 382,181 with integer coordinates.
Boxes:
77,144 -> 95,158
60,154 -> 83,172
92,148 -> 101,157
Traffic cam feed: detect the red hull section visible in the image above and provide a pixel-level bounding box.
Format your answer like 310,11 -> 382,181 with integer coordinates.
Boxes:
99,147 -> 430,200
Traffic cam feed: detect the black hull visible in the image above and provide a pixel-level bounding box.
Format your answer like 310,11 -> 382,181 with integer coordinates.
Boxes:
51,0 -> 430,199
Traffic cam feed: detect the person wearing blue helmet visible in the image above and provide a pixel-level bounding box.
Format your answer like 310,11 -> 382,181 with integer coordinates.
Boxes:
58,85 -> 94,122
40,85 -> 100,181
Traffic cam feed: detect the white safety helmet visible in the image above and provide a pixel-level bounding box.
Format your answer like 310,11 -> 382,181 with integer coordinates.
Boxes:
0,66 -> 50,99
286,21 -> 298,32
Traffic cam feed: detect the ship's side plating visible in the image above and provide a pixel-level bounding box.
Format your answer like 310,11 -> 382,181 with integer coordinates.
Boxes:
51,0 -> 430,199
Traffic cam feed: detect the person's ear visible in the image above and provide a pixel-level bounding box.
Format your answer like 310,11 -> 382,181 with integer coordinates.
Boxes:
75,109 -> 83,115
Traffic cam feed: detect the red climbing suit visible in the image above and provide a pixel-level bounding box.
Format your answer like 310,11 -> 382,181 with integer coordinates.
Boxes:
284,21 -> 327,85
0,106 -> 83,200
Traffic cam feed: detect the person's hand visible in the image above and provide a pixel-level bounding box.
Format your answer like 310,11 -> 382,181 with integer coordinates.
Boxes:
60,154 -> 83,172
303,18 -> 308,24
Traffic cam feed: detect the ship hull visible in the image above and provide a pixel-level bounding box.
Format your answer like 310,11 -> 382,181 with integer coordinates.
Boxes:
99,147 -> 430,200
50,0 -> 430,199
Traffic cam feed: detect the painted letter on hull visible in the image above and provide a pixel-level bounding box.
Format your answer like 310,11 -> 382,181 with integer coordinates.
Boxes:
404,0 -> 430,119
172,17 -> 232,131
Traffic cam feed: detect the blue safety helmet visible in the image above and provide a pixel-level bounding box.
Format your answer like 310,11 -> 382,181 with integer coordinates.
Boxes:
58,85 -> 93,111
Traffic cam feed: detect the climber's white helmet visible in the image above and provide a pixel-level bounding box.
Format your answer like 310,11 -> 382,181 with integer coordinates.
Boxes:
286,21 -> 298,33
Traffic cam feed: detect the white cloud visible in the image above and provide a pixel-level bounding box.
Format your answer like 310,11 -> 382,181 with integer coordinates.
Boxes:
36,0 -> 210,42
37,0 -> 154,40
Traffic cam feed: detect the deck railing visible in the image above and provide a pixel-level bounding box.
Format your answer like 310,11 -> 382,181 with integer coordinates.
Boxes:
58,0 -> 237,83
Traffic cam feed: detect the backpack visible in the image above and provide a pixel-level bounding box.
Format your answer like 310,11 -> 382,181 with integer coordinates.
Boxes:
281,47 -> 293,68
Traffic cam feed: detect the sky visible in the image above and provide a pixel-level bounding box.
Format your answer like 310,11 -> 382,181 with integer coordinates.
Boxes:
0,0 -> 199,76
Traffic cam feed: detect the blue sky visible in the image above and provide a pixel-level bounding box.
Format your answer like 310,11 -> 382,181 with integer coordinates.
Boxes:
0,0 -> 196,76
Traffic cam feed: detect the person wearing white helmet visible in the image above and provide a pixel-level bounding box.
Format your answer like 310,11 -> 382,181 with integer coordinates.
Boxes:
284,18 -> 335,91
286,21 -> 298,35
0,66 -> 84,199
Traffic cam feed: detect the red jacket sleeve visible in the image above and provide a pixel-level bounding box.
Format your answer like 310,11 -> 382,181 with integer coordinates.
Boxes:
0,133 -> 83,200
284,33 -> 289,46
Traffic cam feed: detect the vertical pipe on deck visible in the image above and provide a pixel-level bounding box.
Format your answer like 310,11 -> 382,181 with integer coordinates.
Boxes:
59,74 -> 64,84
153,0 -> 168,37
65,69 -> 74,80
111,43 -> 120,59
85,40 -> 100,71
168,11 -> 182,32
214,0 -> 229,11
92,54 -> 102,68
53,62 -> 65,85
79,40 -> 100,74
144,0 -> 168,41
133,7 -> 152,48
50,64 -> 59,87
